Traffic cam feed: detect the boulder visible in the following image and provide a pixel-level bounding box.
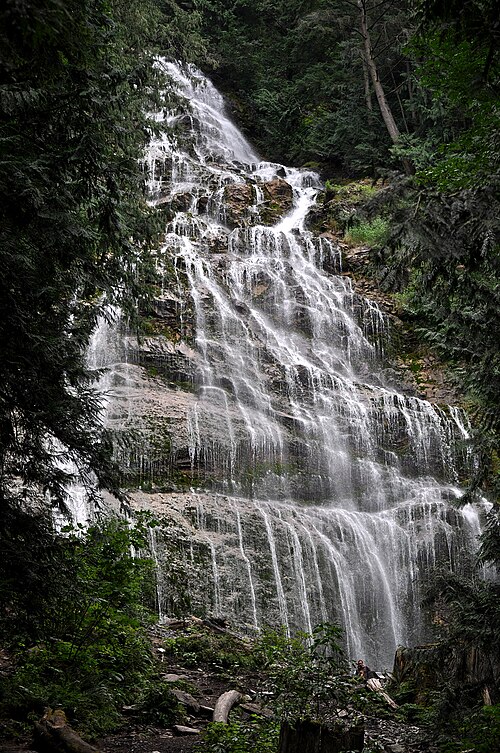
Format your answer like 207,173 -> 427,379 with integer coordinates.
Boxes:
224,183 -> 254,227
170,689 -> 201,714
260,178 -> 293,224
163,673 -> 189,683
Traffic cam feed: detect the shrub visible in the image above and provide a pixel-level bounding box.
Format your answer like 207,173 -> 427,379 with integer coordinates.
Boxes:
253,623 -> 354,724
344,217 -> 389,247
161,627 -> 253,672
201,720 -> 279,753
0,516 -> 158,737
136,681 -> 185,727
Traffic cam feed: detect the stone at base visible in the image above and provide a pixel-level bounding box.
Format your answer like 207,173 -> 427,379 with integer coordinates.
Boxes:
172,725 -> 200,736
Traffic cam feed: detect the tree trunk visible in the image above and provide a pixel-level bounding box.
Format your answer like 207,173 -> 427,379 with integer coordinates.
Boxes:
33,709 -> 100,753
278,720 -> 364,753
406,61 -> 417,125
357,0 -> 414,175
362,54 -> 373,111
212,690 -> 243,722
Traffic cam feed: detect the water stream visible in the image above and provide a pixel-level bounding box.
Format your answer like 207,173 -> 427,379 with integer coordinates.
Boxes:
111,61 -> 487,667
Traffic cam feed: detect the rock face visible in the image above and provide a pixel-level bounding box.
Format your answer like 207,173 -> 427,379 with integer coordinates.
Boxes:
223,178 -> 294,227
91,61 -> 487,670
393,645 -> 500,704
260,178 -> 294,223
224,183 -> 254,227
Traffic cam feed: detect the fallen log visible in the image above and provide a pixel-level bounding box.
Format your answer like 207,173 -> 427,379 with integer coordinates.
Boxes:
212,690 -> 243,722
366,677 -> 398,709
34,709 -> 100,753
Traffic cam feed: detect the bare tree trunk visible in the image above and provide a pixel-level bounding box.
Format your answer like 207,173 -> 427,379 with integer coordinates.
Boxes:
362,54 -> 373,111
357,0 -> 414,174
278,720 -> 364,753
34,709 -> 100,753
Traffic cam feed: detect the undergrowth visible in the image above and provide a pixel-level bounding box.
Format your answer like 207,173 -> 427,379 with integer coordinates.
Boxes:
344,217 -> 389,247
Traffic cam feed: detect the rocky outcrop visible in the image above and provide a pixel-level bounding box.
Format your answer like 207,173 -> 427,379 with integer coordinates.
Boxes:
223,183 -> 254,227
223,178 -> 294,227
393,645 -> 500,704
260,178 -> 293,223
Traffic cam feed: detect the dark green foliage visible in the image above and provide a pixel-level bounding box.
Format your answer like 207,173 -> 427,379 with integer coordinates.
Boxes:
0,0 -> 167,508
0,514 -> 158,736
412,0 -> 499,83
198,623 -> 359,753
198,0 -> 410,174
161,624 -> 254,671
438,704 -> 500,753
202,719 -> 279,753
254,623 -> 354,723
396,31 -> 500,190
425,571 -> 500,652
0,0 -> 208,738
136,681 -> 185,727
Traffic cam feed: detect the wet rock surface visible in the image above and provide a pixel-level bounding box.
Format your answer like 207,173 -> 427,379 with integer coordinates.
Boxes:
223,177 -> 294,228
97,63 -> 481,673
364,717 -> 431,752
223,183 -> 254,227
260,178 -> 294,223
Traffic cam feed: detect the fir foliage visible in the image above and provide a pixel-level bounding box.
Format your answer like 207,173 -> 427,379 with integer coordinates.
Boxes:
0,0 -> 206,510
0,0 -> 163,507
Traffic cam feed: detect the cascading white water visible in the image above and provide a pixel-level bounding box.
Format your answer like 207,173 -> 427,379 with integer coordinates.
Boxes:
59,307 -> 133,527
125,60 -> 488,667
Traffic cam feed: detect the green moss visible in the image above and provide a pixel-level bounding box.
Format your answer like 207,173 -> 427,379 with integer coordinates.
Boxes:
308,179 -> 381,235
260,201 -> 286,225
326,180 -> 378,201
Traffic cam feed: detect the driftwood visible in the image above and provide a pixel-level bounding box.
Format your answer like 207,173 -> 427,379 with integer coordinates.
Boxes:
34,709 -> 99,753
212,690 -> 243,722
278,720 -> 364,753
172,725 -> 200,736
366,677 -> 398,709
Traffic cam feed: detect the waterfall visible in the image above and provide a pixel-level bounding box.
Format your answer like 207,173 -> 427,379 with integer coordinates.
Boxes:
110,60 -> 487,667
58,307 -> 129,527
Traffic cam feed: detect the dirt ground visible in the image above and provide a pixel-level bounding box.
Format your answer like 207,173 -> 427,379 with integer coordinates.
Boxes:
0,622 -> 431,753
0,657 -> 253,753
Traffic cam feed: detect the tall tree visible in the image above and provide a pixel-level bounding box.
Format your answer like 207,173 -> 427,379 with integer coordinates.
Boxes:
356,0 -> 415,173
0,0 -> 204,510
197,0 -> 415,174
357,0 -> 400,144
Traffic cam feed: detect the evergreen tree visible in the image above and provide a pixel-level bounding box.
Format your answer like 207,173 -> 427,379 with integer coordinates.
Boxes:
0,0 -> 204,510
197,0 -> 415,174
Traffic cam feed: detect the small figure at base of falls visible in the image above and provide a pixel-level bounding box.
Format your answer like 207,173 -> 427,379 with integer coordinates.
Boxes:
356,659 -> 398,710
